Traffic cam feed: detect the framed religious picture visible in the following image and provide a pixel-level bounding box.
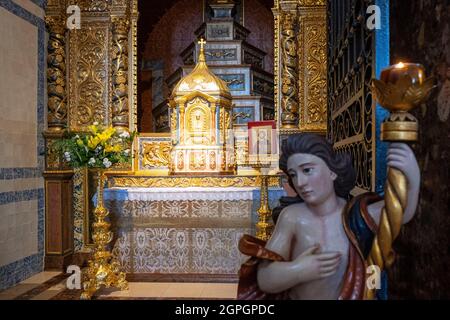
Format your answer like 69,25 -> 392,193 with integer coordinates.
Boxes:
247,120 -> 278,164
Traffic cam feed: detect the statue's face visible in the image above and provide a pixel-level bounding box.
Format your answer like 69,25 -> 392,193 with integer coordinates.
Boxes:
286,153 -> 337,206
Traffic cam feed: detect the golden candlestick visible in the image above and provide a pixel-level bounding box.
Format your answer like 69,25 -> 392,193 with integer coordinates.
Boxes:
366,63 -> 435,299
80,170 -> 128,300
250,161 -> 274,241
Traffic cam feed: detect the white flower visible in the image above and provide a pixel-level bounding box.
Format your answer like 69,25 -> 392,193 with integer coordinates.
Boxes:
64,152 -> 71,161
74,134 -> 80,139
103,158 -> 112,168
124,149 -> 130,156
88,158 -> 96,166
119,131 -> 130,139
93,121 -> 99,126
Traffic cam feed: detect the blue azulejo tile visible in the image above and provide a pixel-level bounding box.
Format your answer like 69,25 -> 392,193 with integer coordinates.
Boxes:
4,169 -> 13,179
30,0 -> 47,10
7,192 -> 14,203
37,158 -> 45,170
13,168 -> 19,179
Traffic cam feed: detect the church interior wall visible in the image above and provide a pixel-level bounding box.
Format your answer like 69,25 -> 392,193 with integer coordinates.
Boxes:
244,0 -> 274,73
388,0 -> 450,299
0,0 -> 46,290
140,0 -> 203,132
139,0 -> 274,132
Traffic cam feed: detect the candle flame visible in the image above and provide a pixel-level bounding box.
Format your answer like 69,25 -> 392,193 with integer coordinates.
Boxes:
395,62 -> 405,69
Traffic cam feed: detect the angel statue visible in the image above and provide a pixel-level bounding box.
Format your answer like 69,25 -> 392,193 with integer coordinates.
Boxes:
238,133 -> 420,300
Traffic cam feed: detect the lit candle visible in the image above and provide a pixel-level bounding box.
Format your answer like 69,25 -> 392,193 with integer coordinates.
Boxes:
380,62 -> 425,85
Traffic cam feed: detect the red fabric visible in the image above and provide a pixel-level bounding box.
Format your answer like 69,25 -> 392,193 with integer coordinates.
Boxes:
237,235 -> 289,300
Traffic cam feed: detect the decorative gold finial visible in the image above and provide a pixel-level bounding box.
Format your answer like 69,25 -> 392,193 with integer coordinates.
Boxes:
198,38 -> 206,63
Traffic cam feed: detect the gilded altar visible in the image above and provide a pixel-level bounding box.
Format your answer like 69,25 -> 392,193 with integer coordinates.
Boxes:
42,0 -> 328,262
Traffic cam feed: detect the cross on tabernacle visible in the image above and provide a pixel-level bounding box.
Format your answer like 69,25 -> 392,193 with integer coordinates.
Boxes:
198,38 -> 206,50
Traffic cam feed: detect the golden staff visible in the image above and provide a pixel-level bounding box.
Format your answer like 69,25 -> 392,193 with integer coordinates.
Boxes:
366,62 -> 435,299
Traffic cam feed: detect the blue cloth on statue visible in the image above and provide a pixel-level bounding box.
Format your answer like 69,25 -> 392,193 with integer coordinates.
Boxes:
346,193 -> 388,300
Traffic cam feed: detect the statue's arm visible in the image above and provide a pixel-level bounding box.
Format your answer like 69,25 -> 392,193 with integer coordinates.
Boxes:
256,207 -> 300,293
368,143 -> 421,225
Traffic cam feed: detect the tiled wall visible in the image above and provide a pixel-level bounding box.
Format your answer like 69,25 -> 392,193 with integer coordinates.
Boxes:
0,0 -> 46,290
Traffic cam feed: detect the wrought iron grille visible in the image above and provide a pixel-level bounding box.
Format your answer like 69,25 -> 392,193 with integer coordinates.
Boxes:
327,0 -> 376,193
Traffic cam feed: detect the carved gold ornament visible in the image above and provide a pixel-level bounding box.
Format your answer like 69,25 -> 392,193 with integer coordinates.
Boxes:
69,24 -> 109,130
111,16 -> 130,131
142,142 -> 171,168
298,10 -> 327,132
280,12 -> 299,128
110,175 -> 281,188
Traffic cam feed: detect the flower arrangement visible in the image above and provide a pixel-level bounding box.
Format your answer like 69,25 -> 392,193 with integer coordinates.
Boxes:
54,122 -> 135,168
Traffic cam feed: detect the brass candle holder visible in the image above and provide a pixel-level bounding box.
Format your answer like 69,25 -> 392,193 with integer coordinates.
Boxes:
251,161 -> 274,241
366,62 -> 435,299
373,62 -> 435,141
80,170 -> 128,300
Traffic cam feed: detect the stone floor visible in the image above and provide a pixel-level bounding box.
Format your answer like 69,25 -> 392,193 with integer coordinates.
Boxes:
0,272 -> 238,300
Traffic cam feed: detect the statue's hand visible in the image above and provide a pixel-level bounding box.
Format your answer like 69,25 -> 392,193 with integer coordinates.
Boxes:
387,143 -> 420,189
294,245 -> 342,283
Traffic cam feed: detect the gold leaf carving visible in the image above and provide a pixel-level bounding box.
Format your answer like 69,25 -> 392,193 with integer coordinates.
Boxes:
298,11 -> 327,132
110,176 -> 281,188
142,142 -> 171,168
69,24 -> 109,130
111,16 -> 130,129
280,12 -> 299,127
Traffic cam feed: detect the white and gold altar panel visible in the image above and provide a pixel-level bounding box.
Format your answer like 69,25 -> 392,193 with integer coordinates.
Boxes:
104,187 -> 284,274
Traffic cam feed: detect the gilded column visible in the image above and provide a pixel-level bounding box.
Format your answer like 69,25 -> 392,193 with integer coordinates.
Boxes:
111,16 -> 130,132
272,0 -> 281,128
43,10 -> 74,270
280,11 -> 299,129
130,0 -> 139,130
274,1 -> 327,134
45,16 -> 67,131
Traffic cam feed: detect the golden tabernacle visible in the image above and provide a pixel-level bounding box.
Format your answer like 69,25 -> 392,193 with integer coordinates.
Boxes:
168,39 -> 235,175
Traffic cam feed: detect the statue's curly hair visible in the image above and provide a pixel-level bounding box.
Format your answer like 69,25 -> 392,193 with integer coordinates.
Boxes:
279,133 -> 356,199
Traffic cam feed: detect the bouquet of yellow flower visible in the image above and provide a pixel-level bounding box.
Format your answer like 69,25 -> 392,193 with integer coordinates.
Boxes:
54,122 -> 135,168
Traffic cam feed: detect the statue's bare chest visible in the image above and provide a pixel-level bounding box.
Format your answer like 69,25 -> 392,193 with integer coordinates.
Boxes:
290,212 -> 350,299
292,211 -> 349,256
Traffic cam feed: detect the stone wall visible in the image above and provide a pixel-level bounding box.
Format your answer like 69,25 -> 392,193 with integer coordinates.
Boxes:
0,0 -> 46,290
388,0 -> 450,299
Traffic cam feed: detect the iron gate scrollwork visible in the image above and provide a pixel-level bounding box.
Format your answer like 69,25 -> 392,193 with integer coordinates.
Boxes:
327,0 -> 377,193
